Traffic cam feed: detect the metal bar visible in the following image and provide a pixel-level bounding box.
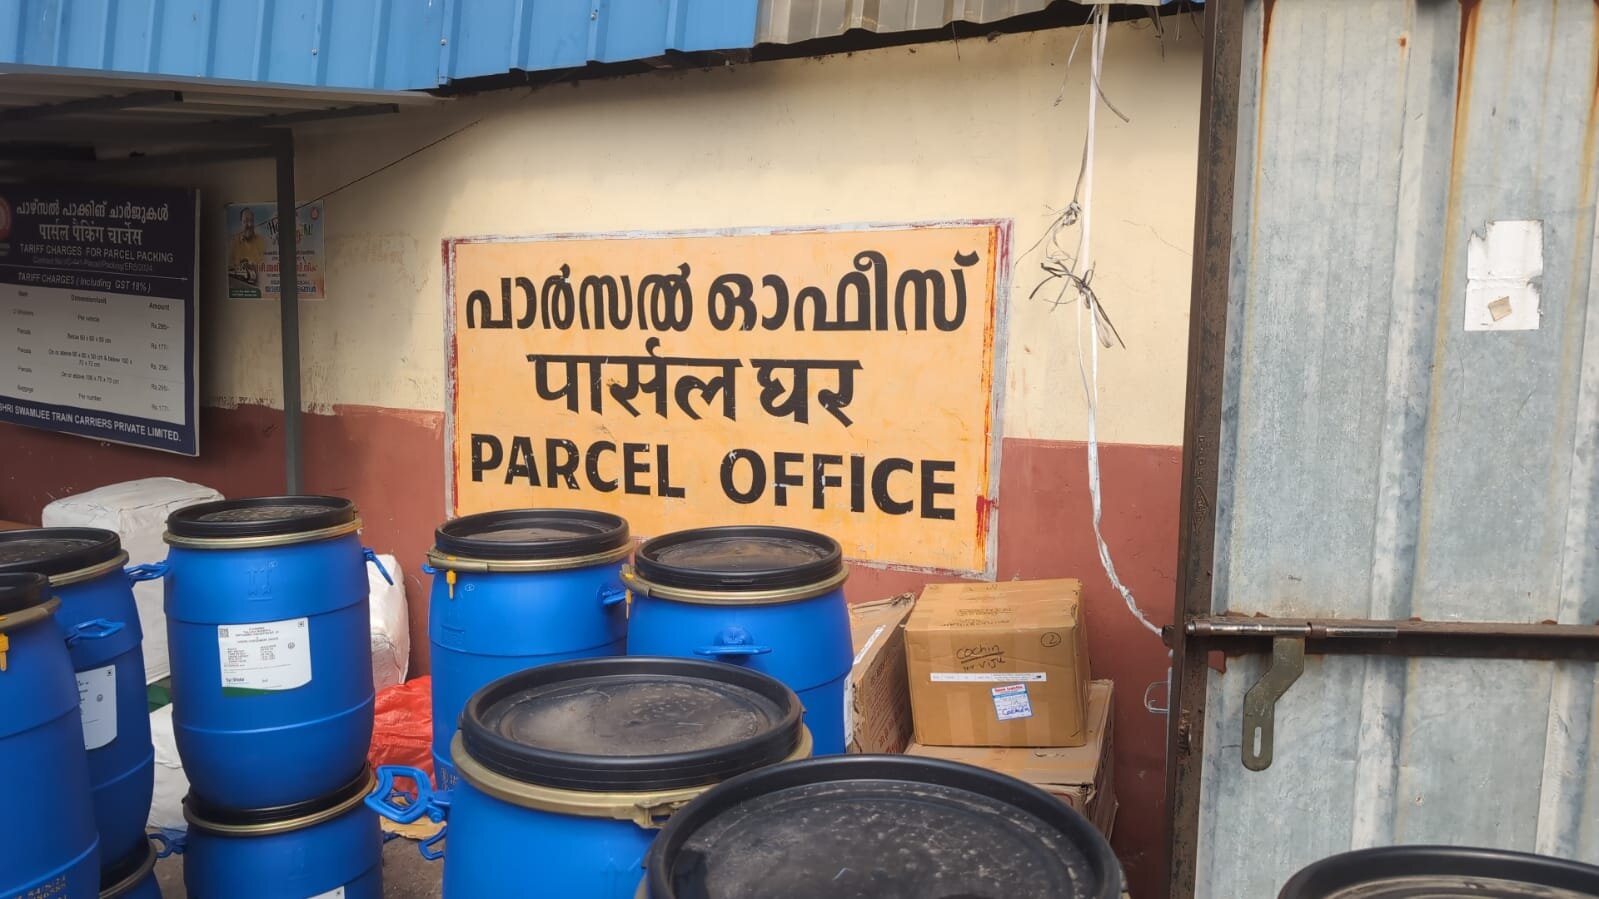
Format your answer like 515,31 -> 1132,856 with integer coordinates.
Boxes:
1164,0 -> 1246,894
0,144 -> 95,160
274,130 -> 304,494
58,145 -> 278,170
0,89 -> 182,122
195,102 -> 402,131
1184,617 -> 1599,661
0,122 -> 300,145
0,103 -> 401,145
1186,620 -> 1401,639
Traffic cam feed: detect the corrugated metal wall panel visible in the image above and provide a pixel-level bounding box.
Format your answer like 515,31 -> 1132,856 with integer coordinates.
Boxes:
0,0 -> 755,88
1196,0 -> 1599,896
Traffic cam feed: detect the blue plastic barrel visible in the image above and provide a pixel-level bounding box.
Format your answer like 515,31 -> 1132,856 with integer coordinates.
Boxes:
99,839 -> 160,899
183,767 -> 382,898
643,755 -> 1126,899
427,509 -> 630,787
0,571 -> 101,899
623,527 -> 853,755
163,496 -> 382,810
369,657 -> 811,899
0,528 -> 158,869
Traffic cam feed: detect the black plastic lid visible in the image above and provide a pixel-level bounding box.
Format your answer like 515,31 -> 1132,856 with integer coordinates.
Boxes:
646,755 -> 1124,899
1279,846 -> 1599,898
0,527 -> 122,578
184,764 -> 371,829
0,572 -> 50,615
634,526 -> 842,592
459,657 -> 805,792
435,509 -> 629,561
166,496 -> 357,540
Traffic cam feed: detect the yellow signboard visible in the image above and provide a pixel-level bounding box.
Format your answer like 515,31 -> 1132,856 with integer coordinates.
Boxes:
447,223 -> 1007,574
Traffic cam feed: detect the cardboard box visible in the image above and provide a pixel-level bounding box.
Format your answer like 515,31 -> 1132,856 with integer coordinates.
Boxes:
908,680 -> 1117,838
906,579 -> 1091,747
845,593 -> 916,754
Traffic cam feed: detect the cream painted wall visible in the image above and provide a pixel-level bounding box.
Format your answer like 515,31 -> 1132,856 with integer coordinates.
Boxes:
190,19 -> 1200,445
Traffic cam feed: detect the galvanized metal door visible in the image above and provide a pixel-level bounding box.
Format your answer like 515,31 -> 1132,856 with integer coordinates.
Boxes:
1169,1 -> 1599,896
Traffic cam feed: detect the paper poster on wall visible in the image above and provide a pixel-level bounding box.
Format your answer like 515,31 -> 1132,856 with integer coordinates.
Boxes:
225,202 -> 325,300
447,222 -> 1008,575
0,185 -> 201,455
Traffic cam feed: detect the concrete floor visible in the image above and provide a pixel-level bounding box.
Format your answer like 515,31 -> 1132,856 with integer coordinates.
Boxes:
152,835 -> 443,898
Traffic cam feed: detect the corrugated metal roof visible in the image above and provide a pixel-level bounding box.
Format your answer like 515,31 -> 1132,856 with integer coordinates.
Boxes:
758,0 -> 1050,45
1194,0 -> 1599,895
440,0 -> 758,81
0,65 -> 436,120
757,0 -> 1180,46
0,0 -> 759,90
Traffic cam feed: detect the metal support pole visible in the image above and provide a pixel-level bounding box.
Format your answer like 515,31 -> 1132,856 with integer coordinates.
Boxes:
273,130 -> 303,493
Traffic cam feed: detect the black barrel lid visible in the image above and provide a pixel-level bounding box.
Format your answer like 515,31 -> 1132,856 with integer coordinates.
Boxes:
646,755 -> 1124,899
435,509 -> 629,561
0,571 -> 50,615
634,526 -> 842,592
0,527 -> 121,578
184,764 -> 371,830
459,657 -> 805,792
166,496 -> 357,540
1279,846 -> 1599,898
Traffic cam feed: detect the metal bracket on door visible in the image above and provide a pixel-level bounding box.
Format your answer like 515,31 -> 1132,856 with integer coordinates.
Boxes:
1184,618 -> 1402,771
1240,637 -> 1303,771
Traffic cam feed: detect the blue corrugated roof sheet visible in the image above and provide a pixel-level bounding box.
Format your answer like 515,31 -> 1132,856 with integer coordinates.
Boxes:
0,0 -> 760,90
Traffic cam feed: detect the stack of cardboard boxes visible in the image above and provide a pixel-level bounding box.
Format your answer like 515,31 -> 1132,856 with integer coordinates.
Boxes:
845,580 -> 1116,838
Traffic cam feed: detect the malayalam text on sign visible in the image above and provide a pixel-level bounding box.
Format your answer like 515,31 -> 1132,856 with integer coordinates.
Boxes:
0,186 -> 200,455
448,223 -> 1007,574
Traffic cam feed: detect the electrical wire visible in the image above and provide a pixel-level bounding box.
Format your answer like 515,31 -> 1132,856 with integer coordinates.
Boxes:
1033,5 -> 1161,639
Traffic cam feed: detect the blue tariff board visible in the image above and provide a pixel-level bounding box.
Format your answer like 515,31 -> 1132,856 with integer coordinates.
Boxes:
0,186 -> 200,455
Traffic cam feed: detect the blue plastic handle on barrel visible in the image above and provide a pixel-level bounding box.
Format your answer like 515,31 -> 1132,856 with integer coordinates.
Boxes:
124,562 -> 169,583
694,644 -> 774,657
363,548 -> 394,585
368,766 -> 450,820
149,829 -> 184,858
367,765 -> 451,860
65,617 -> 125,644
599,586 -> 628,608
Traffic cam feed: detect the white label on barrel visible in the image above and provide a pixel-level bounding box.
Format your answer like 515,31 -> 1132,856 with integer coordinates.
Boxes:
217,617 -> 313,693
76,663 -> 118,749
307,888 -> 345,899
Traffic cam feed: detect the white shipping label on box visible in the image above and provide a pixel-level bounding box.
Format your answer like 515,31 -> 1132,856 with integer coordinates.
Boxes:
930,671 -> 1048,683
991,683 -> 1034,720
76,664 -> 118,750
218,618 -> 312,694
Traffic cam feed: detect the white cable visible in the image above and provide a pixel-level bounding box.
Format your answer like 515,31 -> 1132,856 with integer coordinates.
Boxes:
1071,7 -> 1162,639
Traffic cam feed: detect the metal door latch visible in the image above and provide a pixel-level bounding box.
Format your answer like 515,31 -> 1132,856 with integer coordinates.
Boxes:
1186,619 -> 1398,770
1240,636 -> 1303,771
